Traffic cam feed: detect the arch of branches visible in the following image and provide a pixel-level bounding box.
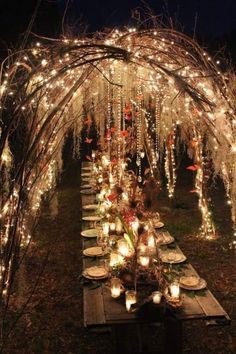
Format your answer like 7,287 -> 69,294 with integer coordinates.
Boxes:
0,27 -> 236,338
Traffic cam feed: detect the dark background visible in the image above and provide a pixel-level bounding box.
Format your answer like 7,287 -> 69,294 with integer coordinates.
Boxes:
0,0 -> 236,60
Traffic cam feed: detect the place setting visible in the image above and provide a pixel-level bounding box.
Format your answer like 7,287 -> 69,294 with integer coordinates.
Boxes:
81,228 -> 100,238
82,266 -> 109,280
155,231 -> 175,245
160,250 -> 186,264
179,275 -> 207,291
82,204 -> 100,211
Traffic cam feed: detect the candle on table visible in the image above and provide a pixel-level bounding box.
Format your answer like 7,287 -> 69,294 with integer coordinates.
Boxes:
131,219 -> 140,234
152,291 -> 162,304
110,277 -> 122,298
102,222 -> 110,235
170,281 -> 180,299
115,218 -> 123,234
117,239 -> 130,257
110,222 -> 116,232
138,255 -> 150,268
110,252 -> 124,267
125,290 -> 137,312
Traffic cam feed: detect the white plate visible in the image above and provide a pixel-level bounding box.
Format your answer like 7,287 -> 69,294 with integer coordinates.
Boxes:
80,190 -> 95,195
83,266 -> 108,280
161,252 -> 186,264
180,278 -> 207,290
156,232 -> 174,245
81,184 -> 92,189
81,229 -> 100,237
154,221 -> 164,229
83,204 -> 99,211
83,246 -> 104,257
82,215 -> 101,222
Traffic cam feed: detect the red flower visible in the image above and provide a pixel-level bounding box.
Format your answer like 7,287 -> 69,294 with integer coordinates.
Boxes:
120,130 -> 129,138
85,137 -> 93,144
107,193 -> 118,202
186,165 -> 201,171
111,158 -> 118,165
122,209 -> 136,226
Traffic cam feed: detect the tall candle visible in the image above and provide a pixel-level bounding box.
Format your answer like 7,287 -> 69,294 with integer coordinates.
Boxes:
111,277 -> 122,298
110,252 -> 124,267
102,222 -> 110,235
138,255 -> 150,268
110,222 -> 116,232
115,218 -> 123,234
125,290 -> 137,312
152,291 -> 162,304
117,239 -> 130,257
170,281 -> 180,299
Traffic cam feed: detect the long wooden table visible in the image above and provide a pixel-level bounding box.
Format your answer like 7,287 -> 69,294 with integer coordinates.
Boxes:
81,162 -> 230,354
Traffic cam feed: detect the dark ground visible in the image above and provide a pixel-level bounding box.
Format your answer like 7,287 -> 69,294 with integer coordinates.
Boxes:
3,159 -> 236,354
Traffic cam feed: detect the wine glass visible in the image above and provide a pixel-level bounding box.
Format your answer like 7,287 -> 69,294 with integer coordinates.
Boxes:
97,231 -> 109,252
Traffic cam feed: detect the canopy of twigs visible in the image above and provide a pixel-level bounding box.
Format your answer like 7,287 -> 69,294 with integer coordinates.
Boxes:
0,26 -> 236,344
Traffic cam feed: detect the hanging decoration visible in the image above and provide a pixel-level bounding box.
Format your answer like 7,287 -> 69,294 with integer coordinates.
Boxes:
0,26 -> 236,340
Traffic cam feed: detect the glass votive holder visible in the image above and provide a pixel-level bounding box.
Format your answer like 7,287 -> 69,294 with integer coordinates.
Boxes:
102,222 -> 110,235
110,252 -> 124,267
125,290 -> 137,312
117,239 -> 130,257
109,222 -> 116,232
169,281 -> 180,299
110,277 -> 123,298
152,291 -> 162,304
138,255 -> 151,268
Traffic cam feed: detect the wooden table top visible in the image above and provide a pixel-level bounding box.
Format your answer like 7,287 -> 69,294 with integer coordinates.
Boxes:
80,163 -> 230,328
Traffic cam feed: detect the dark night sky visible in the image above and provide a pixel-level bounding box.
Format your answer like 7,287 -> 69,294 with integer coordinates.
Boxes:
0,0 -> 236,49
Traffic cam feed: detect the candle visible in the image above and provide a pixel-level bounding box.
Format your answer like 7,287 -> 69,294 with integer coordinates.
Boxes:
111,277 -> 122,298
117,239 -> 130,257
147,234 -> 155,248
99,204 -> 106,215
110,252 -> 124,267
170,281 -> 180,299
122,192 -> 129,202
115,218 -> 123,234
152,291 -> 162,304
110,222 -> 116,232
131,219 -> 140,234
138,255 -> 150,268
125,290 -> 137,312
102,222 -> 110,235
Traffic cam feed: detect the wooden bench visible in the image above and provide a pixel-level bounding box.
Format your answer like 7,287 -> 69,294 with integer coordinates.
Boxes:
80,162 -> 230,354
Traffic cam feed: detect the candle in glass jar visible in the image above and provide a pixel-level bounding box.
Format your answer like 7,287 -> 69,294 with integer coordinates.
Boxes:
99,204 -> 106,214
138,255 -> 150,268
117,239 -> 130,257
131,219 -> 140,234
111,277 -> 122,298
110,252 -> 124,267
147,234 -> 155,248
152,291 -> 162,304
170,281 -> 180,299
110,222 -> 116,232
102,222 -> 110,235
115,218 -> 123,234
125,290 -> 137,312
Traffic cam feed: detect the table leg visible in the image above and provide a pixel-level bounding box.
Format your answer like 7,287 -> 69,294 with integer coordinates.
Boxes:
164,317 -> 183,354
112,324 -> 142,354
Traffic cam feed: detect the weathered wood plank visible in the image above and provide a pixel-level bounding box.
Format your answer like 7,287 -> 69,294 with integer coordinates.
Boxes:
84,287 -> 106,326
